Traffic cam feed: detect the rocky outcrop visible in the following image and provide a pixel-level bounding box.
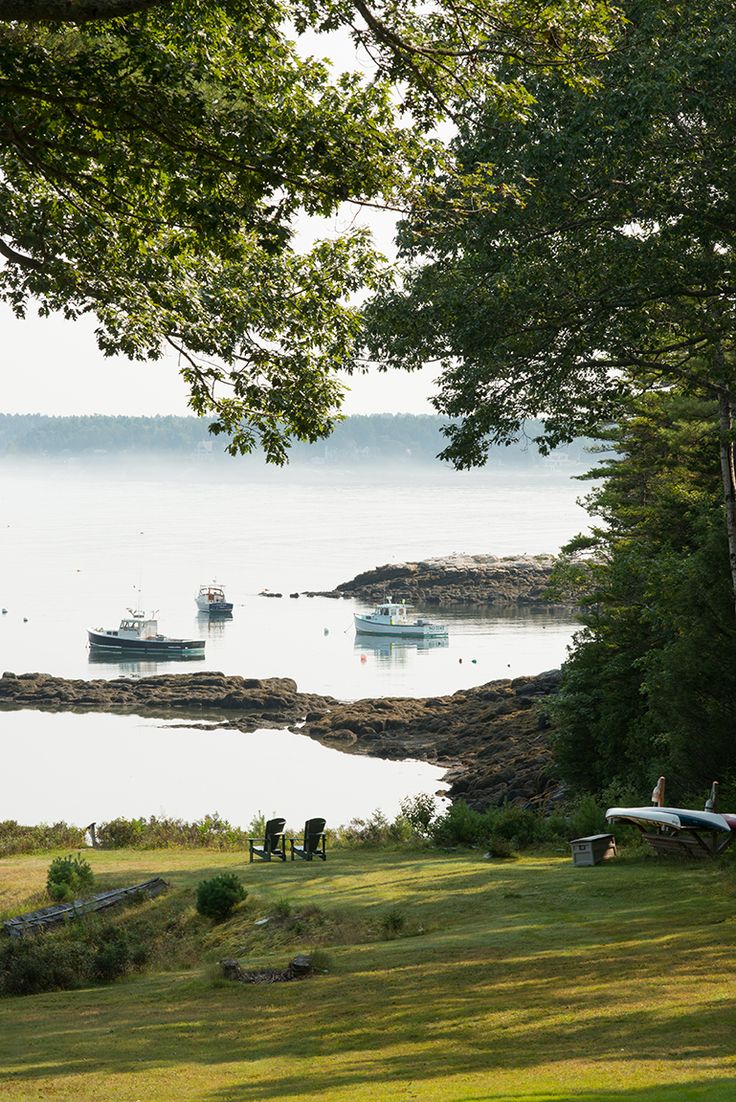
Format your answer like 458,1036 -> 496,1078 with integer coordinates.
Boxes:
305,553 -> 562,606
297,669 -> 562,809
0,668 -> 561,809
0,670 -> 331,732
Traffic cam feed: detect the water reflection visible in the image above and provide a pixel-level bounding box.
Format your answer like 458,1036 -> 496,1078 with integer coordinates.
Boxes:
197,611 -> 233,634
2,712 -> 447,828
87,650 -> 203,675
354,633 -> 449,662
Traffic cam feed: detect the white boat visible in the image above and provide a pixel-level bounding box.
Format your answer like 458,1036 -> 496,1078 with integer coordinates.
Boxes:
195,584 -> 233,615
88,609 -> 206,657
354,598 -> 448,638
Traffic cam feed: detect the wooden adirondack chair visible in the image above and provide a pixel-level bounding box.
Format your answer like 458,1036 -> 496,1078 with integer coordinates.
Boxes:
290,818 -> 327,862
248,817 -> 287,863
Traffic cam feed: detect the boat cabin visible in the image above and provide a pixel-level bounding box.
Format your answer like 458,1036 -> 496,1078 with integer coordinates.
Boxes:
117,615 -> 158,640
368,600 -> 411,625
199,585 -> 226,602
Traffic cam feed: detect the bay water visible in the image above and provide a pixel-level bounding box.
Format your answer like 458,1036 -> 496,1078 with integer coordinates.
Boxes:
0,456 -> 590,826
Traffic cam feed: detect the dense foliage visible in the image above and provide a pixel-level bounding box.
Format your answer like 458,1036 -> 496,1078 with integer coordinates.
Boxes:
364,0 -> 736,603
0,819 -> 85,857
552,392 -> 736,803
0,0 -> 612,462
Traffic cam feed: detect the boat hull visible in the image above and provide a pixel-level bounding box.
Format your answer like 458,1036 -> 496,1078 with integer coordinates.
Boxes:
354,614 -> 447,638
195,598 -> 234,614
87,629 -> 205,656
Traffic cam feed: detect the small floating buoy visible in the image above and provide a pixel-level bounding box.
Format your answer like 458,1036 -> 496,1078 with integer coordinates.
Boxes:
360,654 -> 367,664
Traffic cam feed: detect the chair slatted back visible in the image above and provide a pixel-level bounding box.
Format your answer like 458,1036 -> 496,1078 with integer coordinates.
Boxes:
264,817 -> 286,852
303,818 -> 326,854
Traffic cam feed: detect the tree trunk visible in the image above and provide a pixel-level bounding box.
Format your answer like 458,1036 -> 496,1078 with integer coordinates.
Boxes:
717,386 -> 736,616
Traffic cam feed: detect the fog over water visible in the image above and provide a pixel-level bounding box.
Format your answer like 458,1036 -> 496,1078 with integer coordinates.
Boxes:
0,456 -> 591,825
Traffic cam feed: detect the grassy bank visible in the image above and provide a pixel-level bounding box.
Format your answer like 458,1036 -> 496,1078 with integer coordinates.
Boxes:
1,847 -> 735,1101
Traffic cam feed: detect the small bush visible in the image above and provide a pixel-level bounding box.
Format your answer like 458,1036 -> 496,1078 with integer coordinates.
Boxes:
399,794 -> 438,838
567,795 -> 606,840
97,817 -> 144,848
380,907 -> 406,939
46,854 -> 94,902
271,898 -> 292,920
309,949 -> 332,973
431,801 -> 490,847
491,807 -> 540,848
196,874 -> 247,922
485,835 -> 515,859
92,929 -> 131,982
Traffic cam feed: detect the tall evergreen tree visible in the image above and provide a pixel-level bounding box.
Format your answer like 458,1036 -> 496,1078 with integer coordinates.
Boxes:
552,392 -> 736,800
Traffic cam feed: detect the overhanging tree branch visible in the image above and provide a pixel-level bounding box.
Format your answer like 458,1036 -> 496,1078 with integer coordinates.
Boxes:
0,0 -> 167,21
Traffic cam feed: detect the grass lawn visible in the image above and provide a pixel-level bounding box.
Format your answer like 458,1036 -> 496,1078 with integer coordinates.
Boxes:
1,846 -> 736,1101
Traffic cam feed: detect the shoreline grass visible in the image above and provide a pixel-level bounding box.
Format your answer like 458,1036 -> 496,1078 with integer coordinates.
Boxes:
1,847 -> 735,1101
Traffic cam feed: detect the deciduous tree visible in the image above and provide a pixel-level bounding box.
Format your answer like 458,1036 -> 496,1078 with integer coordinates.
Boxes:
0,0 -> 612,459
365,0 -> 736,606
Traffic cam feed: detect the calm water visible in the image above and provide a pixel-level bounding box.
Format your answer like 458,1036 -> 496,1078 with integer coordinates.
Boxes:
1,712 -> 446,828
0,457 -> 588,825
0,457 -> 586,697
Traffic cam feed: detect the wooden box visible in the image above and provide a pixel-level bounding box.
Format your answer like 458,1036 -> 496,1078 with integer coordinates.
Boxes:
570,833 -> 617,867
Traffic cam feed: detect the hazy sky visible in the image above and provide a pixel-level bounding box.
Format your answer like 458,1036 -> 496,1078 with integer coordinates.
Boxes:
1,24 -> 441,420
0,301 -> 438,418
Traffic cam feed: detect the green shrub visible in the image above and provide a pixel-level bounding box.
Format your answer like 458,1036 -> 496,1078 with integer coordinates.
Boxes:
97,817 -> 145,848
309,949 -> 332,973
196,874 -> 247,922
431,801 -> 490,847
97,812 -> 251,850
0,938 -> 94,996
271,898 -> 292,920
490,807 -> 537,847
485,835 -> 515,859
399,793 -> 438,838
0,820 -> 86,857
92,929 -> 131,982
567,795 -> 606,839
46,854 -> 94,902
380,906 -> 407,939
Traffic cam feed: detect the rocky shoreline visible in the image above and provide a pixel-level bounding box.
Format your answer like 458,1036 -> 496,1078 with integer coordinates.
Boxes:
0,668 -> 562,809
305,553 -> 564,606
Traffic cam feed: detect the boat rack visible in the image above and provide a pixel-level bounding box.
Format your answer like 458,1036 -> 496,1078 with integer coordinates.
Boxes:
2,877 -> 168,938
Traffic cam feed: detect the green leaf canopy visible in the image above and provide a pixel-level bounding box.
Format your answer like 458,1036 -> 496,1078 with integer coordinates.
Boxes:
0,0 -> 614,460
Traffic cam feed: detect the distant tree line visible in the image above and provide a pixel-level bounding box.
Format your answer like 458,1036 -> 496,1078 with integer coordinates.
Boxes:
0,413 -> 590,468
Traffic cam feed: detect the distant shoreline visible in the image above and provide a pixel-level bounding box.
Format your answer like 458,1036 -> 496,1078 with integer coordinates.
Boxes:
0,412 -> 591,469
